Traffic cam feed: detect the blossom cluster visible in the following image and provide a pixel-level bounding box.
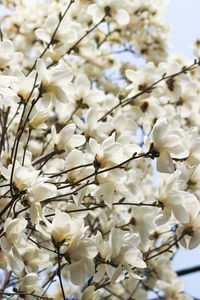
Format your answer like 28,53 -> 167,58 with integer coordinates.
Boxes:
0,0 -> 200,299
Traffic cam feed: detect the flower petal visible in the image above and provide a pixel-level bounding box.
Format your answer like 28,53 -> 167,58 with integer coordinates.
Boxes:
114,9 -> 129,25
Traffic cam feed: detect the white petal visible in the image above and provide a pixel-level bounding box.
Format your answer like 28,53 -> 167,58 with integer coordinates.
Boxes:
30,203 -> 42,225
50,67 -> 73,84
172,205 -> 189,224
36,58 -> 47,80
68,261 -> 86,285
103,142 -> 123,161
152,118 -> 168,146
66,149 -> 83,167
35,28 -> 50,43
87,4 -> 98,15
111,265 -> 123,283
93,264 -> 106,282
125,69 -> 136,82
169,144 -> 189,159
0,236 -> 11,252
45,15 -> 58,30
111,229 -> 121,257
69,134 -> 86,148
154,209 -> 171,226
109,168 -> 127,184
10,247 -> 24,274
188,230 -> 200,249
124,249 -> 146,268
74,73 -> 90,95
52,85 -> 68,103
156,152 -> 174,173
89,138 -> 101,156
73,114 -> 84,130
22,273 -> 39,286
59,124 -> 76,140
114,9 -> 129,25
32,183 -> 57,202
0,40 -> 14,54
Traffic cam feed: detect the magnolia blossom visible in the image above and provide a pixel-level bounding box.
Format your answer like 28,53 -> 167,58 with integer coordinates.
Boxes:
155,170 -> 198,226
157,279 -> 193,300
73,107 -> 113,140
88,0 -> 130,26
0,217 -> 27,274
176,201 -> 200,249
35,15 -> 77,45
36,58 -> 73,106
94,229 -> 146,283
51,123 -> 86,152
0,163 -> 40,191
150,117 -> 189,173
89,133 -> 124,168
0,40 -> 23,69
65,231 -> 97,285
43,211 -> 84,244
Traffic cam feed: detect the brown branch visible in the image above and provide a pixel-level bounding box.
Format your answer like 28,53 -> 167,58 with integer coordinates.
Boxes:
67,16 -> 105,54
32,150 -> 56,166
98,61 -> 198,122
43,201 -> 157,218
57,247 -> 65,300
0,107 -> 10,156
177,265 -> 200,276
0,271 -> 11,292
145,234 -> 184,261
27,0 -> 75,75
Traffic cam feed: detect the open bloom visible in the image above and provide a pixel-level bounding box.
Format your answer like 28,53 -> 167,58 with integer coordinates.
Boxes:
0,163 -> 40,192
43,212 -> 83,244
51,123 -> 86,153
0,217 -> 27,274
36,58 -> 73,106
151,118 -> 189,173
89,133 -> 124,169
157,279 -> 193,300
155,170 -> 198,226
88,0 -> 129,26
94,229 -> 146,283
176,201 -> 200,249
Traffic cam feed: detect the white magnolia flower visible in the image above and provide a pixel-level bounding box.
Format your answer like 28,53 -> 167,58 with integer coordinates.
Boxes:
66,231 -> 97,285
73,107 -> 113,140
0,217 -> 27,274
11,69 -> 36,102
183,127 -> 200,166
51,123 -> 86,152
176,201 -> 200,249
155,170 -> 198,226
89,133 -> 123,169
157,279 -> 193,300
0,163 -> 40,191
43,211 -> 83,244
0,40 -> 23,69
36,58 -> 73,106
150,118 -> 189,173
88,0 -> 129,26
81,286 -> 99,300
28,181 -> 57,224
72,73 -> 105,107
0,217 -> 27,252
94,229 -> 146,283
35,15 -> 77,45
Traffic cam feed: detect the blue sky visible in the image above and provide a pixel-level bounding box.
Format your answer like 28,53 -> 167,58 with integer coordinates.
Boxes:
165,0 -> 200,59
